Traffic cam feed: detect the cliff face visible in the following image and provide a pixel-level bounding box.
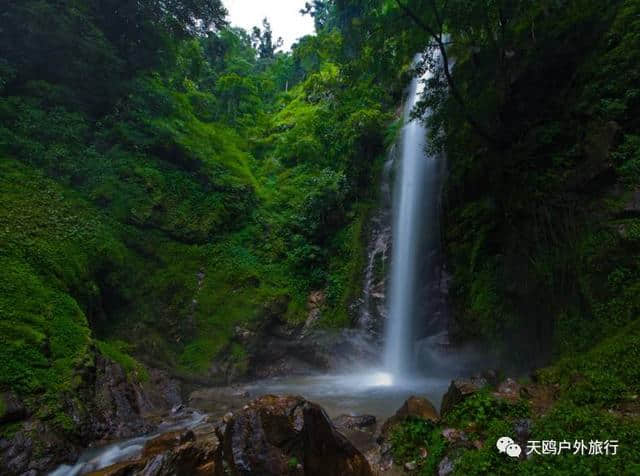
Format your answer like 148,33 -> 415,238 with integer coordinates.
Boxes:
0,350 -> 180,475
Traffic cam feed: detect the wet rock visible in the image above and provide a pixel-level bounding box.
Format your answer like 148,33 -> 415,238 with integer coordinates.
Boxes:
142,430 -> 195,458
138,437 -> 221,476
221,395 -> 304,474
332,416 -> 380,470
233,388 -> 250,399
304,404 -> 373,476
356,184 -> 392,336
399,396 -> 439,423
222,411 -> 234,424
222,395 -> 372,476
86,460 -> 144,476
0,392 -> 26,424
440,378 -> 488,415
91,433 -> 221,476
85,353 -> 153,439
250,329 -> 380,379
0,420 -> 79,476
151,406 -> 204,433
245,293 -> 379,379
143,368 -> 182,411
333,414 -> 377,431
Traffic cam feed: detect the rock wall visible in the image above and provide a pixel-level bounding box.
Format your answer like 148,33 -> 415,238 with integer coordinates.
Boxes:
0,350 -> 181,475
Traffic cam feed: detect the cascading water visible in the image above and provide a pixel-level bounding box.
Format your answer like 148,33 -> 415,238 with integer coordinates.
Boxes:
384,55 -> 446,379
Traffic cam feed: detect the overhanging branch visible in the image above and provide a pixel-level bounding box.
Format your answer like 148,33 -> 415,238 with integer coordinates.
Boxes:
395,1 -> 500,146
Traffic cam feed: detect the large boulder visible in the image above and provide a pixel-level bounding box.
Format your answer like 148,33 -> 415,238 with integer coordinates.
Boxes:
222,395 -> 373,476
136,437 -> 220,476
395,396 -> 439,422
332,415 -> 379,468
381,396 -> 439,437
440,377 -> 488,415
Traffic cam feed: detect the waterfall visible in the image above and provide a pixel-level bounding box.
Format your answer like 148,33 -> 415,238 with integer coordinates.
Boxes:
384,55 -> 444,379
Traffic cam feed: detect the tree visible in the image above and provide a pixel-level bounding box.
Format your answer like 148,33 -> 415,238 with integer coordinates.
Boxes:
0,0 -> 123,111
251,18 -> 284,60
0,0 -> 229,111
394,0 -> 503,146
300,1 -> 333,31
90,0 -> 228,71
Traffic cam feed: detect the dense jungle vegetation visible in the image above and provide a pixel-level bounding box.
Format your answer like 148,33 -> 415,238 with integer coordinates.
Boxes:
0,0 -> 424,433
1,0 -> 640,474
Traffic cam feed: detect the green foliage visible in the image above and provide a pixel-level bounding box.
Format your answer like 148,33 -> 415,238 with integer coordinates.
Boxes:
539,320 -> 640,407
452,321 -> 640,475
444,390 -> 530,431
0,160 -> 99,398
451,419 -> 519,476
411,0 -> 640,364
391,418 -> 446,475
96,340 -> 149,382
613,135 -> 640,185
0,0 -> 406,419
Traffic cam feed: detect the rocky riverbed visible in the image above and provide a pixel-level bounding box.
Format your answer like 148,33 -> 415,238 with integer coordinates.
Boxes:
40,370 -> 541,476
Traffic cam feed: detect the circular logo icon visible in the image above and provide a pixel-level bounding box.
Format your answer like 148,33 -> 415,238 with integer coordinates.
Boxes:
497,436 -> 522,458
506,443 -> 522,458
496,436 -> 514,453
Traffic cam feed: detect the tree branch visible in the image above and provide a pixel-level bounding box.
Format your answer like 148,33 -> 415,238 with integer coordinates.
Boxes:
395,0 -> 500,146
